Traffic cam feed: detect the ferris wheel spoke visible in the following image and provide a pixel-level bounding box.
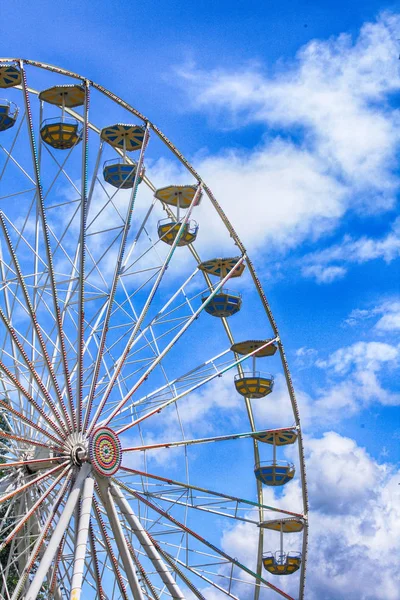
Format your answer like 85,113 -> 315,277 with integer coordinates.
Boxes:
162,551 -> 239,600
124,540 -> 161,600
116,334 -> 275,435
122,427 -> 293,455
110,481 -> 185,599
92,254 -> 245,434
0,457 -> 64,470
0,399 -> 64,446
117,471 -> 303,519
70,472 -> 94,600
88,520 -> 107,600
121,487 -> 295,600
147,540 -> 207,600
10,469 -> 72,600
0,464 -> 70,553
0,219 -> 71,433
0,462 -> 67,507
87,190 -> 204,434
0,358 -> 67,441
20,62 -> 75,433
0,243 -> 24,406
96,478 -> 145,600
48,530 -> 66,596
83,123 -> 151,431
75,79 -> 90,433
92,493 -> 130,600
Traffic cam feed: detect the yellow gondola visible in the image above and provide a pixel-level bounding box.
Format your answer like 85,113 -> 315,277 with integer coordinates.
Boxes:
232,339 -> 277,398
262,552 -> 301,575
39,85 -> 85,150
199,257 -> 245,318
40,118 -> 82,150
155,184 -> 201,246
154,185 -> 200,208
261,518 -> 303,576
157,219 -> 198,247
234,371 -> 274,398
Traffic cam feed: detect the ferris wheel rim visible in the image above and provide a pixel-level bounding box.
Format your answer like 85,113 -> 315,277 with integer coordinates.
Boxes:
0,57 -> 308,600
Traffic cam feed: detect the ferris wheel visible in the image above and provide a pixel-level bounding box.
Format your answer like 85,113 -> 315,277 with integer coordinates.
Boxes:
0,58 -> 308,600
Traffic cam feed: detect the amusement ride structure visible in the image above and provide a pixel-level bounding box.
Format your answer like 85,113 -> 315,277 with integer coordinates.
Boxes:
0,59 -> 308,600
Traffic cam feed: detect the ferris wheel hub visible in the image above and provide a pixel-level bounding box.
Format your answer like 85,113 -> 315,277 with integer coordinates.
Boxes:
89,426 -> 122,477
71,444 -> 87,466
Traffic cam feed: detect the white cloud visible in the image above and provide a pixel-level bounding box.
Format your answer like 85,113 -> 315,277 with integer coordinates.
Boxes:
346,299 -> 400,331
317,341 -> 399,374
376,309 -> 400,331
212,432 -> 400,599
243,339 -> 399,432
301,219 -> 400,282
149,138 -> 347,255
173,13 -> 400,260
312,341 -> 400,418
301,264 -> 347,283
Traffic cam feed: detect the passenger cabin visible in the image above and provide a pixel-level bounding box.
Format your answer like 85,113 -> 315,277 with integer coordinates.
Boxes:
199,257 -> 245,318
103,159 -> 142,189
39,85 -> 85,149
0,65 -> 21,88
231,339 -> 277,398
0,100 -> 18,131
254,460 -> 295,486
261,519 -> 303,576
262,552 -> 301,575
234,372 -> 273,398
158,219 -> 198,247
154,185 -> 201,247
202,289 -> 242,318
101,124 -> 145,189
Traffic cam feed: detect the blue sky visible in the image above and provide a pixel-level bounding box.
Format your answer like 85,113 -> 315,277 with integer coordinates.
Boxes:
1,1 -> 400,599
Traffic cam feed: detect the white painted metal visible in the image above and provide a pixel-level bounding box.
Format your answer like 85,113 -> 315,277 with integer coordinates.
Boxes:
97,479 -> 145,600
111,482 -> 186,599
70,474 -> 95,600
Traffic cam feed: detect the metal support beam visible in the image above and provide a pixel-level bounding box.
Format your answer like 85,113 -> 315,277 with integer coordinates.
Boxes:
70,474 -> 95,600
110,482 -> 185,599
96,479 -> 144,600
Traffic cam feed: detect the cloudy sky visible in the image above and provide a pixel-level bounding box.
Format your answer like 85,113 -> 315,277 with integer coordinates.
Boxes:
2,2 -> 399,598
